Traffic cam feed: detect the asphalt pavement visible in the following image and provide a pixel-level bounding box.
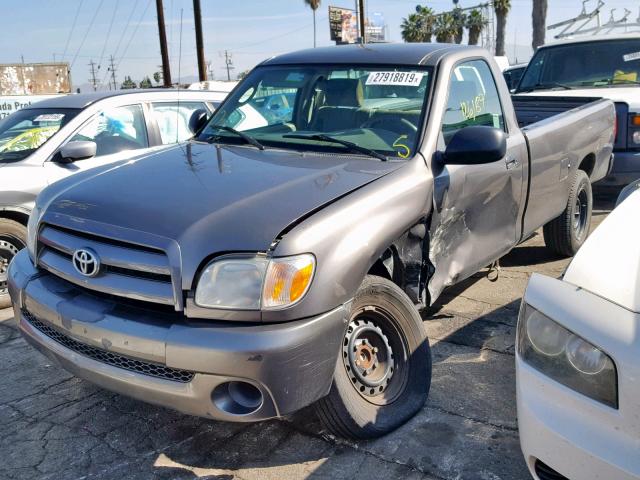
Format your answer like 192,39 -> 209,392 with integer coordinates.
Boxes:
0,197 -> 614,480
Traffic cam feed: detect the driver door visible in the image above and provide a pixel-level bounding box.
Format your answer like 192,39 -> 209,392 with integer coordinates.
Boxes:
44,104 -> 157,184
428,59 -> 527,302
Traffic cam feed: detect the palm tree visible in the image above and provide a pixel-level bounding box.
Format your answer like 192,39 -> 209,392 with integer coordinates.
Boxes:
466,9 -> 486,46
401,13 -> 424,43
494,0 -> 511,56
304,0 -> 321,48
532,0 -> 547,50
434,13 -> 456,43
416,5 -> 436,42
452,7 -> 467,44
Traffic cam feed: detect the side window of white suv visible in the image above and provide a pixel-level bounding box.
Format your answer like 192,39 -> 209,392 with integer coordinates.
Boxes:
70,104 -> 149,157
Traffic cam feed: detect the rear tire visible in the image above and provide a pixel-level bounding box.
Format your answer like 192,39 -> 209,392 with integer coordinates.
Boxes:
543,170 -> 592,257
0,218 -> 27,309
315,275 -> 431,440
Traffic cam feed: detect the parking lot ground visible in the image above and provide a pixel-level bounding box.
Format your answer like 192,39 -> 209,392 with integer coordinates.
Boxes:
0,197 -> 614,480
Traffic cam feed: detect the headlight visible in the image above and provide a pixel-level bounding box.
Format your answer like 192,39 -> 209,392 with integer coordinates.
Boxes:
26,205 -> 42,262
517,305 -> 617,408
633,130 -> 640,145
194,254 -> 315,310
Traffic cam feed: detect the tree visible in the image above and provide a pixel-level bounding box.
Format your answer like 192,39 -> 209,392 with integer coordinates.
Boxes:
415,6 -> 435,42
153,71 -> 162,85
304,0 -> 321,48
120,76 -> 136,89
139,76 -> 152,88
434,13 -> 456,43
532,0 -> 547,50
401,13 -> 424,42
237,69 -> 251,80
494,0 -> 511,56
452,7 -> 467,44
466,9 -> 486,46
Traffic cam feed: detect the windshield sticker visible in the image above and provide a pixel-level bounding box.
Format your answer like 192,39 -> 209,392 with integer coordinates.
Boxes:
33,113 -> 65,122
460,94 -> 486,121
392,135 -> 411,158
366,72 -> 424,87
623,52 -> 640,62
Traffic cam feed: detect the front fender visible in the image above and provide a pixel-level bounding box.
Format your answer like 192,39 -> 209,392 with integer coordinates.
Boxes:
264,158 -> 433,323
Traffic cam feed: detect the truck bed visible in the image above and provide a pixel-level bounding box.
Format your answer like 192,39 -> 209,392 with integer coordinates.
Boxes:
511,95 -> 615,238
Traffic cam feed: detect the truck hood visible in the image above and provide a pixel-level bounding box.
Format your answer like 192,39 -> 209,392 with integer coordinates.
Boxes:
41,142 -> 402,276
516,87 -> 640,110
563,189 -> 640,313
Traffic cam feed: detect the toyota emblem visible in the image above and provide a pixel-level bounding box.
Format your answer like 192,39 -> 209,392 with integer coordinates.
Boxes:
72,248 -> 101,277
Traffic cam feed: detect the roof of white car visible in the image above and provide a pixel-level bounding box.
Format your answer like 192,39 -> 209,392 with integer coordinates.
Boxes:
24,89 -> 222,110
543,32 -> 640,48
563,189 -> 640,313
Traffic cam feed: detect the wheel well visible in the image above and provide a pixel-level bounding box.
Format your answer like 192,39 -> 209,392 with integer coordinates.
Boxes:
0,210 -> 29,227
578,154 -> 596,179
368,258 -> 392,281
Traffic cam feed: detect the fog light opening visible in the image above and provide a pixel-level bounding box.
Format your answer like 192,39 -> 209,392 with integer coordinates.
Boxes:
212,381 -> 263,415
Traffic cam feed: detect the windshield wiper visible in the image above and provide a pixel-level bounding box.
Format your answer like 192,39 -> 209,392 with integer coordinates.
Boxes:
585,78 -> 640,86
519,82 -> 573,93
283,133 -> 387,161
203,125 -> 265,150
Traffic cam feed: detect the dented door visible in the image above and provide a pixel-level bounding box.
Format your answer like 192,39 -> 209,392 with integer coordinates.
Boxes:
427,59 -> 527,303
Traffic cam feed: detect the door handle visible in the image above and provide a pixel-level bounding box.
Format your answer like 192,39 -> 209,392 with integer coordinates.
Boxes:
505,156 -> 520,170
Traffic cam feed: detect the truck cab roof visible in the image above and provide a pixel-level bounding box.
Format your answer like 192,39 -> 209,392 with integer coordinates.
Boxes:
262,42 -> 485,68
543,32 -> 640,48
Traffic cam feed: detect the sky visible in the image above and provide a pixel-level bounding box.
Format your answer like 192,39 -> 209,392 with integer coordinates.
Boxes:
1,0 -> 639,90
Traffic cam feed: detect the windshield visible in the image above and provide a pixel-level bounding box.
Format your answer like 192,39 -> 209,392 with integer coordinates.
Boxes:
518,39 -> 640,91
0,108 -> 79,162
197,65 -> 432,159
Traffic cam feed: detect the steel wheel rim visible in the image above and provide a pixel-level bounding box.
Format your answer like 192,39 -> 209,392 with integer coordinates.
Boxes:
342,306 -> 409,406
573,187 -> 588,241
0,235 -> 25,295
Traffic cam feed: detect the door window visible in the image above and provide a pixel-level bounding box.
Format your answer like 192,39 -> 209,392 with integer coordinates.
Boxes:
70,104 -> 148,157
150,101 -> 207,144
441,60 -> 505,145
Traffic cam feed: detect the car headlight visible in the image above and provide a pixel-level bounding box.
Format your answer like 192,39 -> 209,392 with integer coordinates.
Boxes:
517,305 -> 617,408
195,253 -> 315,310
26,205 -> 42,262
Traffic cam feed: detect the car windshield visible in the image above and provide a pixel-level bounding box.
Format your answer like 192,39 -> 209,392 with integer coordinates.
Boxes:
197,65 -> 432,159
518,39 -> 640,91
0,107 -> 79,162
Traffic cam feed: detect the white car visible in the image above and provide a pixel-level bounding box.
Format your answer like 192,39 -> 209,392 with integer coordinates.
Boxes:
516,184 -> 640,480
0,89 -> 222,307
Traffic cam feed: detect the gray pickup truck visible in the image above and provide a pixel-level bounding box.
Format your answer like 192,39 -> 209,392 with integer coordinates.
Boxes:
8,43 -> 614,439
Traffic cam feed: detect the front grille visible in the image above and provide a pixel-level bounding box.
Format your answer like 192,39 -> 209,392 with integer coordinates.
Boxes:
23,310 -> 195,383
36,224 -> 177,307
534,459 -> 569,480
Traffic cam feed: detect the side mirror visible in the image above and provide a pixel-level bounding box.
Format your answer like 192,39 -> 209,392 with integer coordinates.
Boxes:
57,141 -> 97,164
189,109 -> 209,135
442,126 -> 507,165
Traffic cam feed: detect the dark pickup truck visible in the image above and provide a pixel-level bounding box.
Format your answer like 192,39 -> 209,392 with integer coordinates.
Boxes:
8,43 -> 614,439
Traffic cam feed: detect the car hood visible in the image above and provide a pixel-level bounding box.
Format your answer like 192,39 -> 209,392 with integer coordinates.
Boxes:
563,189 -> 640,313
516,87 -> 640,110
41,142 -> 403,283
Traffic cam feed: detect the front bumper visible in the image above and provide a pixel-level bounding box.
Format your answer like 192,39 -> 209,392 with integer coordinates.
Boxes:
8,249 -> 348,421
517,274 -> 640,480
597,150 -> 640,187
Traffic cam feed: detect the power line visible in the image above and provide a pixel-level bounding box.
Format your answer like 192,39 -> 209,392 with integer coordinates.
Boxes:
70,0 -> 105,68
116,0 -> 153,71
61,0 -> 84,62
101,0 -> 139,86
98,0 -> 120,70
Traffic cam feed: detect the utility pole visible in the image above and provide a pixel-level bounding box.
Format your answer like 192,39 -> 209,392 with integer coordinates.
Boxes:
358,0 -> 366,43
193,0 -> 207,81
107,55 -> 117,90
88,60 -> 98,91
155,0 -> 172,87
207,60 -> 214,81
223,50 -> 234,81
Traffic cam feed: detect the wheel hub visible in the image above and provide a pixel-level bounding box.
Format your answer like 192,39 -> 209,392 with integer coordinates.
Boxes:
573,188 -> 588,240
0,239 -> 20,294
342,315 -> 395,398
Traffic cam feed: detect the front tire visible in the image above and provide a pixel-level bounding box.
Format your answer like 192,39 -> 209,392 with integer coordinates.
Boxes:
0,218 -> 27,309
543,170 -> 592,257
316,275 -> 431,440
